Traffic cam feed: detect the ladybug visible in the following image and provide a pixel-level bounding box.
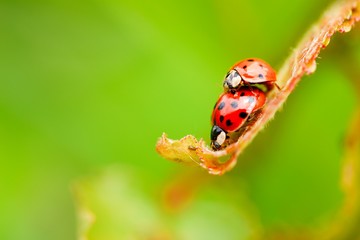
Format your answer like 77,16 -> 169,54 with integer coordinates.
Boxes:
223,58 -> 278,92
210,87 -> 266,150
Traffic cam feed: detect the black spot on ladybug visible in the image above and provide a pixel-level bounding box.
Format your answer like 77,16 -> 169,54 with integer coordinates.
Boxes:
258,74 -> 264,79
243,65 -> 247,69
230,101 -> 238,109
218,102 -> 225,110
226,119 -> 232,127
220,115 -> 224,122
248,59 -> 254,62
239,112 -> 248,119
240,92 -> 245,96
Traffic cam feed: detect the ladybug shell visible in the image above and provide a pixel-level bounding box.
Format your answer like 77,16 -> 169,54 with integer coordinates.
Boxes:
231,58 -> 276,84
212,87 -> 266,132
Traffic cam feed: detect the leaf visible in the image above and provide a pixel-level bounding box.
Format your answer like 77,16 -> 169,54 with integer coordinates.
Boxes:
73,167 -> 263,240
156,0 -> 360,175
73,167 -> 167,240
315,40 -> 360,239
330,109 -> 360,239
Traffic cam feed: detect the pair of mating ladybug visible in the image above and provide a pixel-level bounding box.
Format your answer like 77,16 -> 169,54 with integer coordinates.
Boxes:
210,58 -> 277,150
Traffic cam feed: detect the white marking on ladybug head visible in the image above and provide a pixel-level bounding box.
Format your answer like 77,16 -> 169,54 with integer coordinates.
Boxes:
216,130 -> 226,146
224,70 -> 242,89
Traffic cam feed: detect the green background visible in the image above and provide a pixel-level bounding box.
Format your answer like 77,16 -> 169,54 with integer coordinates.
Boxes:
1,0 -> 359,239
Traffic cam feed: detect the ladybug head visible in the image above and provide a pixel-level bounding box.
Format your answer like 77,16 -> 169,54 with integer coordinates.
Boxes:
223,70 -> 242,90
210,125 -> 227,150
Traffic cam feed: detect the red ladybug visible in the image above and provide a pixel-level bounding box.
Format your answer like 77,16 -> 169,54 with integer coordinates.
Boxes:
223,58 -> 278,91
210,87 -> 266,150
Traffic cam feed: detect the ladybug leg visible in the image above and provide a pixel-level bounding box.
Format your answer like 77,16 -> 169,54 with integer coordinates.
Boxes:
242,81 -> 254,92
274,82 -> 281,91
264,82 -> 281,92
245,83 -> 259,96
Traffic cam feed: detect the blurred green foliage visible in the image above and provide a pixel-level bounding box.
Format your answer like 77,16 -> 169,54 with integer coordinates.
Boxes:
1,0 -> 359,239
